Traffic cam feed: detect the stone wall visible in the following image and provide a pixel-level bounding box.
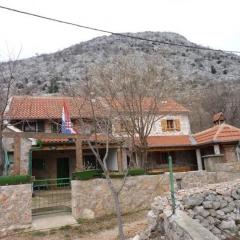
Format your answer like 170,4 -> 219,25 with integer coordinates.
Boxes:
134,196 -> 218,240
72,175 -> 170,219
71,171 -> 218,220
176,180 -> 240,239
0,184 -> 32,236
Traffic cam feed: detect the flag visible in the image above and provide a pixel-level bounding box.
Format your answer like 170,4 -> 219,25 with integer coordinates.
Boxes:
61,102 -> 76,134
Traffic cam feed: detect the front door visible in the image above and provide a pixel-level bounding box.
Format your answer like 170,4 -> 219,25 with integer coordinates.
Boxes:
57,158 -> 70,186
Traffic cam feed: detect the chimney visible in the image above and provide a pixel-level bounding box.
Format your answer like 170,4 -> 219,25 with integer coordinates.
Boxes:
213,112 -> 225,125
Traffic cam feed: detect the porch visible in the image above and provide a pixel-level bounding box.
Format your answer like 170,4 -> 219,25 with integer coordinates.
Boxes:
31,147 -> 122,180
146,149 -> 198,173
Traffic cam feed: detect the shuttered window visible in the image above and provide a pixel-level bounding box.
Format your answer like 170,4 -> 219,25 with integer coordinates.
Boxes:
161,119 -> 181,131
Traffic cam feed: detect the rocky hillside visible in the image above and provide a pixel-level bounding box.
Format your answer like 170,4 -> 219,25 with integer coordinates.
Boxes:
1,31 -> 240,94
1,32 -> 240,131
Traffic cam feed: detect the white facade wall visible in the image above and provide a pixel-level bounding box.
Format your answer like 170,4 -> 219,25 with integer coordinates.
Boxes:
150,114 -> 191,136
106,149 -> 118,171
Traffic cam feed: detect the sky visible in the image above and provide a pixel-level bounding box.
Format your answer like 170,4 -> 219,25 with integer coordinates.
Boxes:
0,0 -> 240,61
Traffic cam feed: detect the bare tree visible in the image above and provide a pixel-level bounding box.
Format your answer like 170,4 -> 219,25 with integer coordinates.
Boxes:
90,55 -> 170,168
67,79 -> 131,240
0,52 -> 21,174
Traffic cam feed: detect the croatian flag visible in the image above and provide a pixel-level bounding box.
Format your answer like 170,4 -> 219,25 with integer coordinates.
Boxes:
61,102 -> 76,134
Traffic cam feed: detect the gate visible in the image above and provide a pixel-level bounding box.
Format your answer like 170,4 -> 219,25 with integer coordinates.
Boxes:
32,178 -> 71,216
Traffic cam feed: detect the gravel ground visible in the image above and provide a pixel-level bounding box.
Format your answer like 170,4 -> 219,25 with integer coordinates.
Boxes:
1,210 -> 148,240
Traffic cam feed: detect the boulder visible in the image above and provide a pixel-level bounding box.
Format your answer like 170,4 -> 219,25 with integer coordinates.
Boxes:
203,201 -> 213,209
219,220 -> 236,230
183,194 -> 204,208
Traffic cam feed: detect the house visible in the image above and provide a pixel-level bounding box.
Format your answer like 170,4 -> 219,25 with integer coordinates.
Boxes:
194,121 -> 240,171
4,96 -> 123,179
2,96 -> 240,179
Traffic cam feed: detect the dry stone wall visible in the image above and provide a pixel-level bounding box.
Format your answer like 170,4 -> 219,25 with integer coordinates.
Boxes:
134,196 -> 218,240
136,179 -> 240,240
177,180 -> 240,239
0,184 -> 32,236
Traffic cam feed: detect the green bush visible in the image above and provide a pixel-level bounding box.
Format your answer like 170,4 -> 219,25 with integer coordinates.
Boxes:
108,173 -> 125,178
72,169 -> 102,180
0,175 -> 31,186
128,168 -> 145,176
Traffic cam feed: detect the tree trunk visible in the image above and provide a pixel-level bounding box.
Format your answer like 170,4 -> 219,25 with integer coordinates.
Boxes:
112,191 -> 125,240
143,148 -> 148,170
106,177 -> 125,240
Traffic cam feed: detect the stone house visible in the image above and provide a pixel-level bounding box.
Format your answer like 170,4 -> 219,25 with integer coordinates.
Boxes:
194,122 -> 240,171
2,96 -> 240,179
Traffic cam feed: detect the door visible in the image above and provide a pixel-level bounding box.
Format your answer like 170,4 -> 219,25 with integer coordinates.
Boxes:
57,158 -> 70,186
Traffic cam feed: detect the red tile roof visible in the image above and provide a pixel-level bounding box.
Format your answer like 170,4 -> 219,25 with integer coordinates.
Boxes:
6,96 -> 189,120
110,98 -> 189,114
146,135 -> 195,147
40,134 -> 117,144
6,96 -> 105,120
194,123 -> 240,145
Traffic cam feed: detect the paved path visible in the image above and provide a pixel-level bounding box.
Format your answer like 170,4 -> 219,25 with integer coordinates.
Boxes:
31,212 -> 78,231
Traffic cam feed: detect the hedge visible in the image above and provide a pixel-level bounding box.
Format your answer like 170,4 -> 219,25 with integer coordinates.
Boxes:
128,168 -> 145,176
72,168 -> 148,181
0,175 -> 31,186
72,169 -> 103,180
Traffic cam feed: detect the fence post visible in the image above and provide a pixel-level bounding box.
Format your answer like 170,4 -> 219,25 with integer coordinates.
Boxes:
168,154 -> 176,214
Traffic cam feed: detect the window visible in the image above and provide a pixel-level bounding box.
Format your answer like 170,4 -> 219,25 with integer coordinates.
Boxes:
167,120 -> 174,130
161,119 -> 181,131
23,121 -> 45,132
7,152 -> 14,164
51,122 -> 60,133
156,152 -> 175,165
24,122 -> 36,132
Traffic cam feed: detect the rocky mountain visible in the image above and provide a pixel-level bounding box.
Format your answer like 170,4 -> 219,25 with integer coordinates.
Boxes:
1,31 -> 240,131
1,31 -> 240,95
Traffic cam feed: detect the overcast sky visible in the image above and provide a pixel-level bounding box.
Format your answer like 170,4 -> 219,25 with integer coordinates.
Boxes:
0,0 -> 239,61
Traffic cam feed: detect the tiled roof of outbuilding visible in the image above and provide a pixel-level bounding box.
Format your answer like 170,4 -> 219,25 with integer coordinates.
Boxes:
146,135 -> 196,147
194,123 -> 240,145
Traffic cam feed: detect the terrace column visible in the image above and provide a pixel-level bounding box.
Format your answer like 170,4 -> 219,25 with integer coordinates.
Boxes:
14,136 -> 21,175
117,147 -> 123,173
75,137 -> 84,171
214,144 -> 221,155
196,148 -> 203,171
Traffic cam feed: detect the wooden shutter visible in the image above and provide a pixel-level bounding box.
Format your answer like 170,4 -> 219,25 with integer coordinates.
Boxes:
161,119 -> 167,132
175,119 -> 181,131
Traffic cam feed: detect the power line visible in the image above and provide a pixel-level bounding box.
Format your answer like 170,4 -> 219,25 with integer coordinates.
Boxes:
0,5 -> 240,55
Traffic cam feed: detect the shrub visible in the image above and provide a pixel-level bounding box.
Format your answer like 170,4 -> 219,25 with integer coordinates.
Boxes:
109,173 -> 125,178
211,65 -> 217,74
0,175 -> 31,186
72,169 -> 102,180
128,168 -> 145,176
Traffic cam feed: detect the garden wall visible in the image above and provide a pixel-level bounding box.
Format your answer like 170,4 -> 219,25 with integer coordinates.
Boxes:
0,184 -> 32,236
71,171 -> 217,219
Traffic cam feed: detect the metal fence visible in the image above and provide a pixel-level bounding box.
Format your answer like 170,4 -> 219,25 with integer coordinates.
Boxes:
32,178 -> 71,216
